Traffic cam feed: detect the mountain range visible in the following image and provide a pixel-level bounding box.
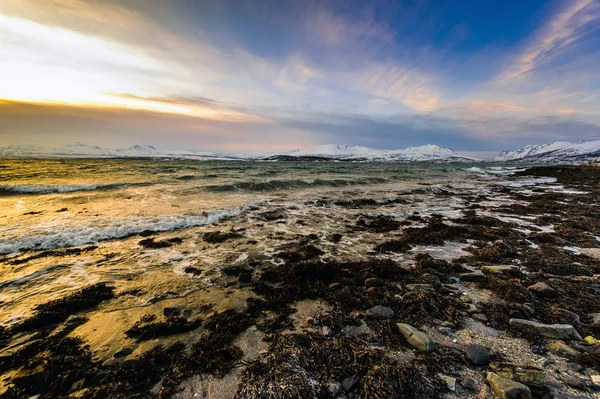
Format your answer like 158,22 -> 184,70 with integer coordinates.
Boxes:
0,143 -> 476,162
2,140 -> 600,162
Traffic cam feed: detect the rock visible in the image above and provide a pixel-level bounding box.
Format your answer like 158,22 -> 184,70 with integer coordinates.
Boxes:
224,280 -> 237,288
560,375 -> 586,391
329,282 -> 341,289
489,363 -> 546,387
365,305 -> 394,320
466,304 -> 478,314
321,326 -> 333,337
258,269 -> 279,282
396,323 -> 435,352
591,375 -> 600,386
486,372 -> 532,399
464,319 -> 501,338
163,307 -> 181,317
465,344 -> 491,366
555,308 -> 581,329
460,295 -> 472,303
406,284 -> 433,291
460,375 -> 478,390
481,265 -> 519,275
584,335 -> 598,345
546,341 -> 580,357
325,380 -> 343,397
460,271 -> 487,283
364,278 -> 384,288
590,313 -> 600,326
441,375 -> 456,391
13,361 -> 49,392
341,375 -> 359,392
473,313 -> 488,322
527,282 -> 559,298
238,271 -> 252,283
509,319 -> 582,340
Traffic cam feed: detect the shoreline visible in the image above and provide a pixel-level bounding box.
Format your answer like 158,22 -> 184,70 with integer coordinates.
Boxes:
1,165 -> 599,398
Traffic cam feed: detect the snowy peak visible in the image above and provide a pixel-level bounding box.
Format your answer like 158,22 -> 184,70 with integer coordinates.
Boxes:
0,143 -> 478,162
496,140 -> 600,162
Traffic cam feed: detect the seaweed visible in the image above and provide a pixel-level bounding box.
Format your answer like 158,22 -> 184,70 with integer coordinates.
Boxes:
125,314 -> 202,341
203,230 -> 244,243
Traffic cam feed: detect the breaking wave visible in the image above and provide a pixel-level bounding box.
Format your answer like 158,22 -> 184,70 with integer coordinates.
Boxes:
0,201 -> 265,254
0,183 -> 148,196
203,177 -> 390,192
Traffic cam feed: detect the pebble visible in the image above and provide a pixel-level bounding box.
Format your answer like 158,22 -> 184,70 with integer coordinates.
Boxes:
472,313 -> 488,322
584,335 -> 598,345
465,344 -> 491,366
325,381 -> 342,397
509,319 -> 582,340
527,282 -> 559,298
480,265 -> 519,275
396,323 -> 435,352
460,375 -> 478,390
365,305 -> 394,320
460,295 -> 472,303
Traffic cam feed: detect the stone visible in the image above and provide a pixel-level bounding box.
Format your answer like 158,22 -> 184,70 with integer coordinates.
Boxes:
325,381 -> 343,397
584,335 -> 598,345
460,375 -> 478,390
464,319 -> 501,338
509,319 -> 582,340
560,375 -> 586,391
466,304 -> 478,314
438,327 -> 456,337
364,278 -> 384,288
460,295 -> 472,303
481,265 -> 519,275
591,375 -> 600,386
396,323 -> 435,352
460,271 -> 487,283
489,363 -> 546,387
556,308 -> 581,329
546,341 -> 580,357
406,284 -> 433,291
465,344 -> 491,366
341,375 -> 359,392
163,307 -> 181,317
590,313 -> 600,326
365,305 -> 394,320
527,282 -> 559,298
441,375 -> 456,391
13,361 -> 49,392
473,313 -> 488,322
486,372 -> 532,399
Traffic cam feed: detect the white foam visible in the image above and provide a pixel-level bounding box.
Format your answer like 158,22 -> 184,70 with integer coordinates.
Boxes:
0,183 -> 119,194
0,201 -> 265,254
500,177 -> 557,187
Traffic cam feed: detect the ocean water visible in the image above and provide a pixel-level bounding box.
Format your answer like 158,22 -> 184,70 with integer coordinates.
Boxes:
0,158 -> 529,363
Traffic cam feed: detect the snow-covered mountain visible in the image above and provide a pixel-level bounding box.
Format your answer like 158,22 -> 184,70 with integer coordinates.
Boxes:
241,144 -> 475,162
495,140 -> 600,162
0,143 -> 477,162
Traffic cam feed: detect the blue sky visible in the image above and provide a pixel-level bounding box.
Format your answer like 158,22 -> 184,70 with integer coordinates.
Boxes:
0,0 -> 599,157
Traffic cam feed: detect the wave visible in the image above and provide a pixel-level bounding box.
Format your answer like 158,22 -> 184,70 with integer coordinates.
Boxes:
0,182 -> 148,196
203,177 -> 389,192
0,201 -> 265,254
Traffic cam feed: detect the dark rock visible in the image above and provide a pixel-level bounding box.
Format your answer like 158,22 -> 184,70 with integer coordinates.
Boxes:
341,375 -> 359,392
527,282 -> 559,298
365,305 -> 394,320
509,319 -> 582,340
465,344 -> 491,366
460,375 -> 478,390
163,307 -> 181,317
560,375 -> 586,391
460,271 -> 487,283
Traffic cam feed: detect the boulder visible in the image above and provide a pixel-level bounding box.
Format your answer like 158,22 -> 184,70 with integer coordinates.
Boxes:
509,319 -> 582,340
365,305 -> 394,320
486,372 -> 532,399
396,323 -> 435,352
460,271 -> 487,283
465,344 -> 491,366
527,282 -> 559,298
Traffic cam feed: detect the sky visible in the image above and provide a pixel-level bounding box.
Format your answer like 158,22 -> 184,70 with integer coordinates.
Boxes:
0,0 -> 599,158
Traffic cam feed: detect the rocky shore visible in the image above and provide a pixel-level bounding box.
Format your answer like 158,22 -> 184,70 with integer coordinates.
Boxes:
1,165 -> 600,398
